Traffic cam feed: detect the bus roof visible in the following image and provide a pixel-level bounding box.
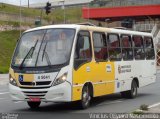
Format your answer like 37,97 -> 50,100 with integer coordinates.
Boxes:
25,24 -> 152,37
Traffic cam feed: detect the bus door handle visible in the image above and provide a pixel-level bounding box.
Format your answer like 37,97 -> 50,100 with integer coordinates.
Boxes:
86,66 -> 90,72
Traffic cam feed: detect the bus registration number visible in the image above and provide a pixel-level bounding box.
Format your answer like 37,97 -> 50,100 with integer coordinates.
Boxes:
37,75 -> 50,80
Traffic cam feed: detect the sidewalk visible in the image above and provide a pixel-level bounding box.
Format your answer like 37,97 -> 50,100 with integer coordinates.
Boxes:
0,74 -> 9,85
136,103 -> 160,113
148,103 -> 160,113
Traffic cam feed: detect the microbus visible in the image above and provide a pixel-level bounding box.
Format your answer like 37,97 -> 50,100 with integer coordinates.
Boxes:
9,24 -> 156,109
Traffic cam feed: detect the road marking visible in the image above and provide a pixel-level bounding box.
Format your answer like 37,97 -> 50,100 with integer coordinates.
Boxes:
97,99 -> 124,106
14,101 -> 23,103
0,98 -> 6,100
0,92 -> 9,95
148,102 -> 160,108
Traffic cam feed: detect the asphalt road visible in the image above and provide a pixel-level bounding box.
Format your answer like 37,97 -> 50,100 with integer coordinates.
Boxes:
0,74 -> 160,119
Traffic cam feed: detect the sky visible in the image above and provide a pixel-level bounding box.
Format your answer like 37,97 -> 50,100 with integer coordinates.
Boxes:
0,0 -> 62,6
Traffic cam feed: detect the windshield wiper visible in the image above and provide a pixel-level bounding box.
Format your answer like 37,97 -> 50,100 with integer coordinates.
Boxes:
44,51 -> 52,67
41,41 -> 52,67
42,41 -> 48,61
19,40 -> 38,69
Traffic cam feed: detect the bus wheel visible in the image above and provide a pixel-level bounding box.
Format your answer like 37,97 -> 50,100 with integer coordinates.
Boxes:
129,80 -> 138,98
79,85 -> 91,109
27,101 -> 41,109
121,80 -> 138,99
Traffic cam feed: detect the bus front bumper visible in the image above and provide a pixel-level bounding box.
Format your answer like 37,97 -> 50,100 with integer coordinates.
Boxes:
9,82 -> 72,102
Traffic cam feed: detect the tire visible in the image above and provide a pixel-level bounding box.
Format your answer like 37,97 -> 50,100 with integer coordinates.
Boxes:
121,80 -> 138,99
27,101 -> 41,109
79,85 -> 91,109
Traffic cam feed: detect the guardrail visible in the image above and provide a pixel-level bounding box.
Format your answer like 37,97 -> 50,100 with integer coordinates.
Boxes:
133,23 -> 155,32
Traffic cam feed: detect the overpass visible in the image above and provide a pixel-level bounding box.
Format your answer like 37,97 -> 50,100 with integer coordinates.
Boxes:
82,4 -> 160,22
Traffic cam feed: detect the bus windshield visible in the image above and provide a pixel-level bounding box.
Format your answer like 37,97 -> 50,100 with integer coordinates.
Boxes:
12,28 -> 75,68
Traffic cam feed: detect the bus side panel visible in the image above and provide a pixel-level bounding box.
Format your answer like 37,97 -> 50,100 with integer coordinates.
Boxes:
114,60 -> 156,93
114,61 -> 134,92
90,62 -> 115,97
72,61 -> 115,101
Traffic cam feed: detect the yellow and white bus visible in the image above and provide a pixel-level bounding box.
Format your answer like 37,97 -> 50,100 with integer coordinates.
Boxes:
9,24 -> 156,109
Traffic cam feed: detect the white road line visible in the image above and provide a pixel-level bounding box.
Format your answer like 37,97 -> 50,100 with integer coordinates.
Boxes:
148,102 -> 160,108
97,99 -> 124,106
14,101 -> 23,103
0,98 -> 6,100
0,92 -> 9,95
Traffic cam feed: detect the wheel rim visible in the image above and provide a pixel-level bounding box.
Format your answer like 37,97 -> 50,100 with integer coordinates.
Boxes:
82,86 -> 91,106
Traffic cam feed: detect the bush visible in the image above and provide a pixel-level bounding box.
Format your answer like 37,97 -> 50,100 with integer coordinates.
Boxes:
140,104 -> 148,111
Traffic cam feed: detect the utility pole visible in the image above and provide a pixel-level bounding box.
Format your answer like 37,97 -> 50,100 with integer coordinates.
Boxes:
28,0 -> 29,8
63,1 -> 66,24
59,0 -> 66,24
20,0 -> 22,36
87,0 -> 90,22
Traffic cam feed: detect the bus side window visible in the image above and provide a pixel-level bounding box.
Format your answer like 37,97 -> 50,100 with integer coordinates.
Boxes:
133,35 -> 145,60
121,34 -> 133,60
74,31 -> 92,69
144,36 -> 155,60
108,33 -> 121,61
93,32 -> 108,61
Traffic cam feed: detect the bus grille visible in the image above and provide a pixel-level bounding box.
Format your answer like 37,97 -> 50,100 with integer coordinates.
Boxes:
19,81 -> 51,86
23,91 -> 48,97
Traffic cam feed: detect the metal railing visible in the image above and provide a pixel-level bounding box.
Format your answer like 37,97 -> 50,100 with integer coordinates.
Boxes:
152,24 -> 160,66
90,0 -> 160,8
133,23 -> 155,32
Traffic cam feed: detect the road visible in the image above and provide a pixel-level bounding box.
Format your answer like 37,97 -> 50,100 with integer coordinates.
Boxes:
0,74 -> 160,119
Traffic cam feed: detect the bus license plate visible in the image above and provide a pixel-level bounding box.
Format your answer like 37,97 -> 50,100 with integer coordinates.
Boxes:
29,97 -> 40,102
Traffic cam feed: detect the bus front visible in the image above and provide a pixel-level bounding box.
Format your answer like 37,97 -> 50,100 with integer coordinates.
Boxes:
9,27 -> 76,108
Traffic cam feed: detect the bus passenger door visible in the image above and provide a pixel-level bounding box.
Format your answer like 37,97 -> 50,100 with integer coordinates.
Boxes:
72,31 -> 93,101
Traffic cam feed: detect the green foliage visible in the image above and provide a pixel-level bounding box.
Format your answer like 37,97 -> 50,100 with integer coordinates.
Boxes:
0,3 -> 85,24
132,110 -> 144,115
140,104 -> 149,111
0,30 -> 20,73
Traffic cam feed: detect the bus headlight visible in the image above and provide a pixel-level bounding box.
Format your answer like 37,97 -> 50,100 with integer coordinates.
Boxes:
9,74 -> 18,87
52,73 -> 68,86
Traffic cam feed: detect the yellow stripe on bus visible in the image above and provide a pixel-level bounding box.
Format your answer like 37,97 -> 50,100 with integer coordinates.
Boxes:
72,61 -> 115,101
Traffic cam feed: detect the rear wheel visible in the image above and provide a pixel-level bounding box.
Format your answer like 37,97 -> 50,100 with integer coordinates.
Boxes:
27,101 -> 41,109
121,80 -> 138,99
79,85 -> 91,109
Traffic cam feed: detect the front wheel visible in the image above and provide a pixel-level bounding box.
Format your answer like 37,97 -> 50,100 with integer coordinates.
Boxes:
79,85 -> 91,109
27,101 -> 41,109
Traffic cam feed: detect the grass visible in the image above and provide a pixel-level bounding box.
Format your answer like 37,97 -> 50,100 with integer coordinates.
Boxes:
140,104 -> 149,111
0,4 -> 88,74
0,3 -> 42,17
0,30 -> 20,73
0,3 -> 85,25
